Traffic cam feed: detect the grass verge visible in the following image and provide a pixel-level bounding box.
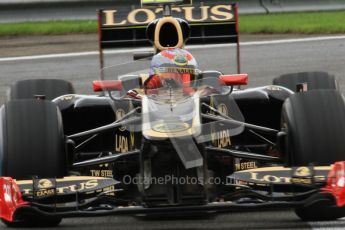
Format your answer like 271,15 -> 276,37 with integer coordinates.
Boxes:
1,11 -> 345,36
0,20 -> 97,36
239,11 -> 345,34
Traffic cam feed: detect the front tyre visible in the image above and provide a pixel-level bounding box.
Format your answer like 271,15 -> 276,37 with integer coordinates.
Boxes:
0,99 -> 66,227
0,99 -> 67,179
281,90 -> 345,166
273,72 -> 339,92
8,79 -> 75,101
280,90 -> 345,220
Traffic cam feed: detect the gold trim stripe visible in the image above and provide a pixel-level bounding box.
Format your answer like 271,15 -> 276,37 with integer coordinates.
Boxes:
240,166 -> 331,173
15,176 -> 108,185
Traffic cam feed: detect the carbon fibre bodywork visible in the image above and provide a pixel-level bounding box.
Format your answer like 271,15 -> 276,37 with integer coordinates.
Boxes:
53,85 -> 291,161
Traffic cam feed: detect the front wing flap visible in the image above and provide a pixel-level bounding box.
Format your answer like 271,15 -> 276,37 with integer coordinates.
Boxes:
228,166 -> 332,191
2,162 -> 345,221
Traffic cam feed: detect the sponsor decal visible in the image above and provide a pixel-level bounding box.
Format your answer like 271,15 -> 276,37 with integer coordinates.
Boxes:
115,107 -> 128,152
290,178 -> 313,185
291,166 -> 314,184
211,129 -> 231,148
116,108 -> 126,131
101,185 -> 116,196
115,102 -> 136,153
128,101 -> 136,151
90,164 -> 113,178
35,189 -> 55,197
209,98 -> 231,148
101,4 -> 234,26
22,180 -> 99,196
293,166 -> 311,177
230,167 -> 330,186
235,161 -> 257,171
249,172 -> 325,185
130,132 -> 135,149
33,179 -> 56,197
157,67 -> 199,75
115,134 -> 129,152
174,54 -> 188,66
90,170 -> 114,178
37,179 -> 54,189
250,172 -> 292,184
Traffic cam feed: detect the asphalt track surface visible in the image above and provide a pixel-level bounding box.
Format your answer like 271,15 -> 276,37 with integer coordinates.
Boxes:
0,37 -> 345,229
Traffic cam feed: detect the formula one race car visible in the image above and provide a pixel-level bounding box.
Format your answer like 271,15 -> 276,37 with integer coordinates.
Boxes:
1,0 -> 345,227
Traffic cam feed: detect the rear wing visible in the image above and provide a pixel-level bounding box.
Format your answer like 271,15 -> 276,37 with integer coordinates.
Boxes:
97,0 -> 240,73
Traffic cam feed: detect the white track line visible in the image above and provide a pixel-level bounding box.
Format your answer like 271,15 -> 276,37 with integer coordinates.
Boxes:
1,35 -> 345,62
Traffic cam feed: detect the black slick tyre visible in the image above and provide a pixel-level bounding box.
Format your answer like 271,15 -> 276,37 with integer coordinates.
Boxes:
8,79 -> 75,100
0,99 -> 67,179
281,90 -> 345,166
281,90 -> 345,220
273,72 -> 339,92
0,99 -> 66,227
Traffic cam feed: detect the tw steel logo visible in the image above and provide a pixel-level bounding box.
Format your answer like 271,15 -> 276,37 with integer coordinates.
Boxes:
102,4 -> 235,26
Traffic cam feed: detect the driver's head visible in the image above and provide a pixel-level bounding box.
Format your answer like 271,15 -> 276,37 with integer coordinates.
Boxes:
146,48 -> 199,90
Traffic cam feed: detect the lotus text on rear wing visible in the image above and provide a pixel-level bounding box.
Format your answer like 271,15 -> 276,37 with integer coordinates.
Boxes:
102,5 -> 234,26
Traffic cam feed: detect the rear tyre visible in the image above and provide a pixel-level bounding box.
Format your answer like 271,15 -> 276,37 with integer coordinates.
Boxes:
8,79 -> 75,100
0,99 -> 67,179
273,72 -> 339,92
281,89 -> 345,166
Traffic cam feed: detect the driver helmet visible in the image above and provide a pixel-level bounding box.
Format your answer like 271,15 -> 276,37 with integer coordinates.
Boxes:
145,48 -> 200,91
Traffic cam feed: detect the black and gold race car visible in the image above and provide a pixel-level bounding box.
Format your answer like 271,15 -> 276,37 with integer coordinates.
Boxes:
1,0 -> 345,227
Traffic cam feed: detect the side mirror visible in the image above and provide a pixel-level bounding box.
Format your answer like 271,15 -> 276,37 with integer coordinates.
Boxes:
219,74 -> 248,86
93,80 -> 122,92
93,76 -> 142,100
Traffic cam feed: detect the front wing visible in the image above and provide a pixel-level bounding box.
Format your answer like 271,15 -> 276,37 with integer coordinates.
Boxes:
1,162 -> 345,223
